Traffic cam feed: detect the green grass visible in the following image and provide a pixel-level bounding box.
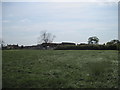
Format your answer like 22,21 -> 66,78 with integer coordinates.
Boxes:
2,50 -> 118,88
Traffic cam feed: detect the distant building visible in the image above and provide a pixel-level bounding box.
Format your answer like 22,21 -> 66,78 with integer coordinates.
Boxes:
60,42 -> 76,46
6,44 -> 19,49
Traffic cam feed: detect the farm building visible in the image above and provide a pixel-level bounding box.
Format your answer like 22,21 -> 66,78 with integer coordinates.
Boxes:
6,44 -> 19,49
60,42 -> 76,46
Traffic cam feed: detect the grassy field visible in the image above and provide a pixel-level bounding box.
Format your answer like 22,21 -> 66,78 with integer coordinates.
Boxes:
2,50 -> 118,88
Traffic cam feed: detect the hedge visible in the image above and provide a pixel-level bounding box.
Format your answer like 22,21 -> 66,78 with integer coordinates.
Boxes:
54,44 -> 119,50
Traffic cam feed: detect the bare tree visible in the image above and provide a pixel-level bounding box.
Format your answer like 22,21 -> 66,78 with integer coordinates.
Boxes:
38,30 -> 56,44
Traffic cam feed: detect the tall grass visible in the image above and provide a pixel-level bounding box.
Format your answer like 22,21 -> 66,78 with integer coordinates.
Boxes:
2,50 -> 118,88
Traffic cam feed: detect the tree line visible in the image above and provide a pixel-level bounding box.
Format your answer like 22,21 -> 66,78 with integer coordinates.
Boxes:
37,31 -> 120,50
1,31 -> 120,50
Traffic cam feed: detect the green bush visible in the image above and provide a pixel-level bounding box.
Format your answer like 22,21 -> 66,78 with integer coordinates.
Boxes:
55,44 -> 119,50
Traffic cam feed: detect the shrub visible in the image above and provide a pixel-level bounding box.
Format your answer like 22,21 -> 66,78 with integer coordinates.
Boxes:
54,44 -> 119,50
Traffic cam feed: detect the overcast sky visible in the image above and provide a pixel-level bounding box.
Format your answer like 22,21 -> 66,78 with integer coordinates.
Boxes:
2,2 -> 118,45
